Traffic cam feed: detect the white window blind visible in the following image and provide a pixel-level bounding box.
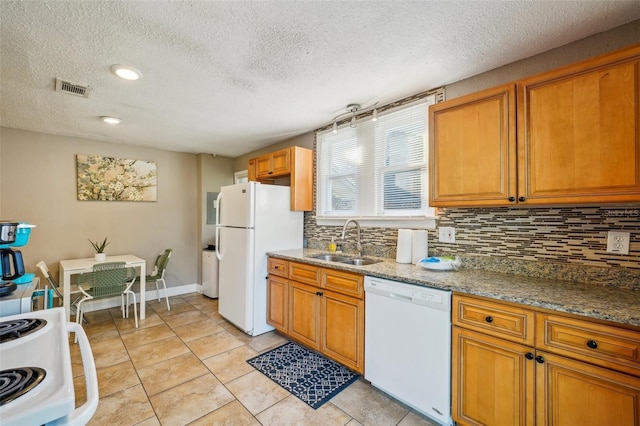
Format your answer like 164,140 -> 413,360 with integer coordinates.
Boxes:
317,96 -> 436,228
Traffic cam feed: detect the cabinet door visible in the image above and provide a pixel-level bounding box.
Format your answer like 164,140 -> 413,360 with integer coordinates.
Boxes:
248,158 -> 257,182
266,275 -> 288,333
536,351 -> 640,426
289,281 -> 320,349
271,148 -> 291,176
452,327 -> 535,426
517,46 -> 640,205
255,154 -> 273,179
321,290 -> 364,374
430,84 -> 517,207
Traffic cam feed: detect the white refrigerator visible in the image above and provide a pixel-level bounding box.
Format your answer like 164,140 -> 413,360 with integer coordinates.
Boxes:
215,181 -> 303,336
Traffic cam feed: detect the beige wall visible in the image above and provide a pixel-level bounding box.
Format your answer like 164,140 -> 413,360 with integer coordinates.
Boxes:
446,19 -> 640,99
0,127 -> 199,288
198,153 -> 235,250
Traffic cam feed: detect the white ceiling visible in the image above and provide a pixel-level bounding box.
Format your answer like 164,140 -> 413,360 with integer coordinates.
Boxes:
1,1 -> 639,158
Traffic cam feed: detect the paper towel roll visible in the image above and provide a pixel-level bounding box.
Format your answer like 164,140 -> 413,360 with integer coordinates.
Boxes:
412,230 -> 428,264
396,229 -> 413,264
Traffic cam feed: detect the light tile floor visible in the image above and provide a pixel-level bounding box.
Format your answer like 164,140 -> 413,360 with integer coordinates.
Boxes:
71,293 -> 439,426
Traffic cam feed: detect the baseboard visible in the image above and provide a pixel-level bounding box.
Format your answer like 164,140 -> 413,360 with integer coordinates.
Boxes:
82,283 -> 202,313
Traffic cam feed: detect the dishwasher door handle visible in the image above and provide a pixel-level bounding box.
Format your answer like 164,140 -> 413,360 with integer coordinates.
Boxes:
389,293 -> 412,302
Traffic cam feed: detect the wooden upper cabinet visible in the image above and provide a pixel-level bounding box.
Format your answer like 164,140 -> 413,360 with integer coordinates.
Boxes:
430,84 -> 517,207
248,146 -> 313,211
430,44 -> 640,207
256,148 -> 291,179
517,44 -> 640,205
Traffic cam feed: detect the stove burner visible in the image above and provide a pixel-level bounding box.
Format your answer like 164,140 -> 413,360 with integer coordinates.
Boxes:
0,319 -> 46,343
0,367 -> 46,406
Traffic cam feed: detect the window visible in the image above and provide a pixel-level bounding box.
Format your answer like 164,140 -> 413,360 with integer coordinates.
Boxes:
317,96 -> 437,229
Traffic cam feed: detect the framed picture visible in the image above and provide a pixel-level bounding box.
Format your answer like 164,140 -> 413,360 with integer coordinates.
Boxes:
76,154 -> 157,201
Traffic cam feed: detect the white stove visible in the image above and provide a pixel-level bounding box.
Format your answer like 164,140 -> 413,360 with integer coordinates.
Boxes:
0,307 -> 98,425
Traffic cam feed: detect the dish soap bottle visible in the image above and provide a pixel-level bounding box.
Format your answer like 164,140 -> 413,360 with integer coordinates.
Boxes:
328,237 -> 337,253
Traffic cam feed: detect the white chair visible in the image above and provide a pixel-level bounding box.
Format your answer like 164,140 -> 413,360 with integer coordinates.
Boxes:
36,260 -> 86,323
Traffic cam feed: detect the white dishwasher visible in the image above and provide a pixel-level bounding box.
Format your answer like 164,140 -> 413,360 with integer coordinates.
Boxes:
364,276 -> 452,425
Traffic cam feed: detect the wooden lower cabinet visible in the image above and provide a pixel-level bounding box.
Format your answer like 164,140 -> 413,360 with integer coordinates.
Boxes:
288,281 -> 364,373
536,351 -> 640,426
266,275 -> 288,333
321,290 -> 364,373
266,258 -> 365,374
453,294 -> 640,426
289,281 -> 320,349
453,327 -> 535,426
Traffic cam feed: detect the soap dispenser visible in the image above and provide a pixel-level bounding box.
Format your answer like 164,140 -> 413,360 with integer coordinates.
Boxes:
328,237 -> 337,253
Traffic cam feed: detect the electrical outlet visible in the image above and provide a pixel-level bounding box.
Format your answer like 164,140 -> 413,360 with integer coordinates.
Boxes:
439,227 -> 456,243
606,231 -> 630,255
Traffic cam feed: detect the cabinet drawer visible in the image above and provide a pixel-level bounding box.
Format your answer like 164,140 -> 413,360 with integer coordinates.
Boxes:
536,313 -> 640,377
453,295 -> 535,345
268,257 -> 288,278
289,261 -> 319,286
321,268 -> 363,298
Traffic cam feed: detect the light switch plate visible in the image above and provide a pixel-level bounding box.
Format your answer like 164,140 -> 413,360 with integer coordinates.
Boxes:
439,227 -> 456,243
606,231 -> 630,255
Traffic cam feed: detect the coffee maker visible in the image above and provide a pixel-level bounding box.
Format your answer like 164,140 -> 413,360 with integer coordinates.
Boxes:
0,221 -> 36,284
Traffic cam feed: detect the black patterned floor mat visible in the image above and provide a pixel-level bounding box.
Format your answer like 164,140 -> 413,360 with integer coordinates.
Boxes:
246,341 -> 359,409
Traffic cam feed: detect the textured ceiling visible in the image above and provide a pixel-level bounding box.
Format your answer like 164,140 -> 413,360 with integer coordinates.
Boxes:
1,1 -> 639,158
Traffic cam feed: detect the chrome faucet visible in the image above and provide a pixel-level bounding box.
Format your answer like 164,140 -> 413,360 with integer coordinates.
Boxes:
341,219 -> 363,258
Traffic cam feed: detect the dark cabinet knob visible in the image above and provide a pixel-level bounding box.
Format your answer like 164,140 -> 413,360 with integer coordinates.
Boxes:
587,340 -> 598,349
268,171 -> 273,175
485,316 -> 493,323
508,196 -> 516,202
525,352 -> 534,360
518,196 -> 526,202
316,291 -> 323,296
535,355 -> 545,364
274,265 -> 279,269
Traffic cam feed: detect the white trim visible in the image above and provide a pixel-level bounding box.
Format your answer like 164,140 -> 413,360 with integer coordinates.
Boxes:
234,170 -> 248,184
81,283 -> 201,313
316,216 -> 438,229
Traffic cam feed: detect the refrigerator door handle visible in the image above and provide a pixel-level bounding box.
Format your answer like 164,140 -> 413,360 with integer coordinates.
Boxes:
215,192 -> 223,261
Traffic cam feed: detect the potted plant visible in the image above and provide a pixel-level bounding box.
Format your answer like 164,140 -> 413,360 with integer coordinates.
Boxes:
89,237 -> 109,262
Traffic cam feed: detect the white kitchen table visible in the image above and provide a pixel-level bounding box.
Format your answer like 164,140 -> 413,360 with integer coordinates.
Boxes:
59,254 -> 147,321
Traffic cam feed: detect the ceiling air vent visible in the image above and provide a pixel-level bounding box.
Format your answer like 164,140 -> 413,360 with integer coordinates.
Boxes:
55,78 -> 91,98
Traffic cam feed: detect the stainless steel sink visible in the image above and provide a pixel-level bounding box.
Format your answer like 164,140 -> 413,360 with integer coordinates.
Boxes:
310,253 -> 382,266
339,258 -> 382,266
311,254 -> 351,262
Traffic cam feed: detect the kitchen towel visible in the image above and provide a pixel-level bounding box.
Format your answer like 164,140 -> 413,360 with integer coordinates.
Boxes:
411,230 -> 428,264
396,229 -> 413,264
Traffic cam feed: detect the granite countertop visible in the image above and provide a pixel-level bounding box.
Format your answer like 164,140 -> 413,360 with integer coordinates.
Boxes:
267,248 -> 640,328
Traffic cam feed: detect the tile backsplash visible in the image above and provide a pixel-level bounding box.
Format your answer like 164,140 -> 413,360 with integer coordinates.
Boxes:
304,206 -> 640,277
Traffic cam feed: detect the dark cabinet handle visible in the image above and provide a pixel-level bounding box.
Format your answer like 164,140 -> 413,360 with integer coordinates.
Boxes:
535,355 -> 545,364
518,196 -> 526,202
525,352 -> 534,360
485,316 -> 493,323
587,340 -> 598,349
268,171 -> 273,175
316,291 -> 323,296
274,265 -> 279,269
508,196 -> 516,202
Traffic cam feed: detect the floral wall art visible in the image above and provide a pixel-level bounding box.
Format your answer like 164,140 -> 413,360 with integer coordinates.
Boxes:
76,154 -> 157,201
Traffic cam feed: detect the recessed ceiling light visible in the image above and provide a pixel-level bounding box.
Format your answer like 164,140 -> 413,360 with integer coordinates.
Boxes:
101,116 -> 122,124
110,64 -> 143,81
